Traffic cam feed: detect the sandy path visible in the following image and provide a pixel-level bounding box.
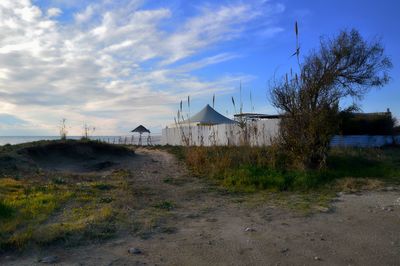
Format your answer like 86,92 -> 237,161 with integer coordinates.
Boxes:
2,148 -> 399,266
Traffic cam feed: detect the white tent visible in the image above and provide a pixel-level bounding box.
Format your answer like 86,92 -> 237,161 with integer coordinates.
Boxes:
162,104 -> 280,146
185,104 -> 236,125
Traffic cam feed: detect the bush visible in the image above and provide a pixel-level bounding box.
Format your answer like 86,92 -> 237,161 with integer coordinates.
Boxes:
175,146 -> 400,192
0,201 -> 15,219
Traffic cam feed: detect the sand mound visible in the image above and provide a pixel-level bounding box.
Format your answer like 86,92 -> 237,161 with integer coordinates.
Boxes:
0,140 -> 135,174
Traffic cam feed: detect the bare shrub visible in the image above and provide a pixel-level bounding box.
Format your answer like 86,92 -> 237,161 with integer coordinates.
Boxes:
82,122 -> 96,140
59,118 -> 68,140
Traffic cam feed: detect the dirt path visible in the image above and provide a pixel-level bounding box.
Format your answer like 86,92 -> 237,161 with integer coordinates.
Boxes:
2,148 -> 400,265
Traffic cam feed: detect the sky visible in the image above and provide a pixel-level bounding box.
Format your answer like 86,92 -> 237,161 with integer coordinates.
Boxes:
0,0 -> 399,136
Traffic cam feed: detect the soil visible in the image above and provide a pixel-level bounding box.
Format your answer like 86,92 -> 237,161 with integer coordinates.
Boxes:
1,148 -> 399,266
23,141 -> 135,173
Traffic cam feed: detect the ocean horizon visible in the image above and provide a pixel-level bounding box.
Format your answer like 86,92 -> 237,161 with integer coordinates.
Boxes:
0,135 -> 162,146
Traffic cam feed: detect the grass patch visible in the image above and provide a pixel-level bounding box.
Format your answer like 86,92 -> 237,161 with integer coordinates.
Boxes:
153,201 -> 175,210
0,201 -> 15,219
92,182 -> 114,190
167,146 -> 400,192
0,169 -> 133,251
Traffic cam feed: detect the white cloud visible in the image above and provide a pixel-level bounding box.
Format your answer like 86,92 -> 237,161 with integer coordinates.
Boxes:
0,0 -> 284,135
47,7 -> 62,17
74,5 -> 94,23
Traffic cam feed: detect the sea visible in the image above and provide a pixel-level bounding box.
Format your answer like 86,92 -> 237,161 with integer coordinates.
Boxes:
0,135 -> 162,146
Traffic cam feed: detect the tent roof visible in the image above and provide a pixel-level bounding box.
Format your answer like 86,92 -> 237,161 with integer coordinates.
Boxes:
131,125 -> 150,133
187,104 -> 236,125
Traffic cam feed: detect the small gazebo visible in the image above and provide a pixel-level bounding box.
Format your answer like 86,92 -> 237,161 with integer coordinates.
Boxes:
131,125 -> 151,145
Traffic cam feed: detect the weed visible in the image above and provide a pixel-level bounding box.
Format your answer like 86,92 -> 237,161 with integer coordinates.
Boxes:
92,182 -> 114,190
0,201 -> 15,219
153,201 -> 175,210
168,146 -> 400,192
163,177 -> 174,184
52,177 -> 66,185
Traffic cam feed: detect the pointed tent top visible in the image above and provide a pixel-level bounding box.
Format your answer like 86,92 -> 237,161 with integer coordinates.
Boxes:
188,104 -> 236,125
131,125 -> 150,133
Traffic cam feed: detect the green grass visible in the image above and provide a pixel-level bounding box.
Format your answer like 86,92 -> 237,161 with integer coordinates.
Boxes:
0,201 -> 15,219
153,201 -> 175,210
0,170 -> 130,251
170,146 -> 400,192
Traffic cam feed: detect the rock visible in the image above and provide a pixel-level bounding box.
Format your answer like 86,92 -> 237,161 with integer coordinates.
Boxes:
39,256 -> 59,263
280,248 -> 289,253
315,206 -> 330,213
245,227 -> 256,232
314,256 -> 322,261
128,248 -> 142,255
382,206 -> 394,212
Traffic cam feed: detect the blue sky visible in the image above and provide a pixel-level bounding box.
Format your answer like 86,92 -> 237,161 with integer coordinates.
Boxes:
0,0 -> 399,135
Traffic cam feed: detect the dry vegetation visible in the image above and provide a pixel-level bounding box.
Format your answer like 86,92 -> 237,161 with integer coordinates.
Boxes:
164,145 -> 400,192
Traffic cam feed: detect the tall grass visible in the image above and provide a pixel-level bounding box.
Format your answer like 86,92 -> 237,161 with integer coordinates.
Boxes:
174,146 -> 400,192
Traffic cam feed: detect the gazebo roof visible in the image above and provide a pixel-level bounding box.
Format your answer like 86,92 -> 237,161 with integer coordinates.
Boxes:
131,125 -> 150,133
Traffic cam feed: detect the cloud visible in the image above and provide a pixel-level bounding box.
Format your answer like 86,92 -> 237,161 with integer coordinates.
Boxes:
47,7 -> 62,17
74,5 -> 94,23
0,0 -> 284,135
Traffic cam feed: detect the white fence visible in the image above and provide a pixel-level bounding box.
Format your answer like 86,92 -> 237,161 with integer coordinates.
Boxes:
162,119 -> 280,146
162,119 -> 399,148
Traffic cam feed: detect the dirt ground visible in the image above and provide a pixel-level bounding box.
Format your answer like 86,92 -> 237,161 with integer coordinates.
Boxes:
1,148 -> 399,266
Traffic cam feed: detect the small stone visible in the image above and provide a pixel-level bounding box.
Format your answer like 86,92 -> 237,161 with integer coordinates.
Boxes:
128,248 -> 142,255
245,227 -> 256,232
314,256 -> 322,261
280,248 -> 289,253
39,256 -> 58,263
316,206 -> 330,213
